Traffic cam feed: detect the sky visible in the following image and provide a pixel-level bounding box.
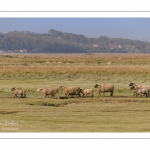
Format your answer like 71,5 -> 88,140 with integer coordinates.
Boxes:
0,18 -> 150,42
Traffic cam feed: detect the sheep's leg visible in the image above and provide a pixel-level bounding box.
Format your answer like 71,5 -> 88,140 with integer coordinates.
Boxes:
51,95 -> 55,98
78,93 -> 81,97
15,94 -> 19,98
110,92 -> 113,96
65,94 -> 69,99
148,91 -> 150,97
146,93 -> 148,97
56,93 -> 60,99
51,94 -> 56,99
99,91 -> 101,96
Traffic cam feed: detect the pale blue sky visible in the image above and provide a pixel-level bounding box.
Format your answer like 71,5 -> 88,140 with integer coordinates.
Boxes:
0,18 -> 150,42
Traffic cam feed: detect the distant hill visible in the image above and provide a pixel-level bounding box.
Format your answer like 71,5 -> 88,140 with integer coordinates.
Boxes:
0,29 -> 150,53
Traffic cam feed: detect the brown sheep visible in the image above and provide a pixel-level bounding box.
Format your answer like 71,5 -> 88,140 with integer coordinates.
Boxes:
11,87 -> 26,98
94,84 -> 114,96
37,87 -> 59,99
59,86 -> 81,98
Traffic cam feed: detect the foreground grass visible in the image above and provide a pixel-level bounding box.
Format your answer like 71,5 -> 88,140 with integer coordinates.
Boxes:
1,96 -> 150,132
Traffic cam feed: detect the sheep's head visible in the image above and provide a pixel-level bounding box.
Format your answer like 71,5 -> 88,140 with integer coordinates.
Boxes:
80,88 -> 83,93
129,83 -> 136,86
11,87 -> 16,91
130,85 -> 136,90
94,84 -> 100,88
59,86 -> 65,90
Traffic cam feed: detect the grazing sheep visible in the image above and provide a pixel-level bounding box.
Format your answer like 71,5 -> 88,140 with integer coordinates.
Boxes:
37,87 -> 59,99
11,87 -> 26,98
80,88 -> 93,98
59,86 -> 81,98
94,84 -> 114,96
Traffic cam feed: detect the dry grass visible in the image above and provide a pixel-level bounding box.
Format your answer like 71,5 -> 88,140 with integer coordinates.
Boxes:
1,53 -> 150,73
0,65 -> 150,73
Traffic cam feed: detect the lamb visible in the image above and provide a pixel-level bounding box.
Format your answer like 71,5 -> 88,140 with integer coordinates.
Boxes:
94,84 -> 114,96
80,88 -> 93,98
37,87 -> 59,99
59,86 -> 81,98
11,87 -> 26,98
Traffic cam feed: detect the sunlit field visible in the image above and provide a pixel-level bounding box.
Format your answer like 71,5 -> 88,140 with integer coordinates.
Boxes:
1,53 -> 150,132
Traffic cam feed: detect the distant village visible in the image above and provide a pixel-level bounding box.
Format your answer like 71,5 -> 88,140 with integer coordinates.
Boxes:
0,49 -> 27,53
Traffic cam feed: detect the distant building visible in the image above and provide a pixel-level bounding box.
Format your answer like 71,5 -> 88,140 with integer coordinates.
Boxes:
109,44 -> 125,49
0,50 -> 6,53
91,44 -> 99,48
7,49 -> 28,53
14,49 -> 27,53
7,50 -> 14,53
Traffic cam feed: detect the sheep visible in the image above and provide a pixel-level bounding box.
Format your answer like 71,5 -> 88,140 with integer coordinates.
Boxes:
37,87 -> 59,99
94,84 -> 114,96
129,84 -> 141,96
80,88 -> 93,98
130,85 -> 150,97
11,87 -> 26,98
129,83 -> 149,96
134,87 -> 149,98
59,86 -> 81,98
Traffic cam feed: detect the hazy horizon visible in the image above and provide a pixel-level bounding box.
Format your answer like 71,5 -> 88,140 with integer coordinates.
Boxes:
1,18 -> 150,42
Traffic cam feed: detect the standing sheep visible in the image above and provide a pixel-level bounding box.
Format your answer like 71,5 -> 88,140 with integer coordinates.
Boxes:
11,87 -> 26,98
80,88 -> 93,98
94,84 -> 114,96
37,87 -> 59,99
59,86 -> 81,98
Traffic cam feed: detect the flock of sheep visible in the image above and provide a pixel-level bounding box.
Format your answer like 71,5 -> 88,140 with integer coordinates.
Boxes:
11,82 -> 149,99
11,83 -> 114,99
129,83 -> 150,97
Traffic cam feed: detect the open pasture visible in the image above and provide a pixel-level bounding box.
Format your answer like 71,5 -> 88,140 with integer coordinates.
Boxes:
1,53 -> 150,132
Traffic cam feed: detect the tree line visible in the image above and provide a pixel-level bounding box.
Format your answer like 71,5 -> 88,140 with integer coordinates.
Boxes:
0,29 -> 149,53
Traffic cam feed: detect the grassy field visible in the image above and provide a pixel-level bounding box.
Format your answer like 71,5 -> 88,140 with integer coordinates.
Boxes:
1,53 -> 150,132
